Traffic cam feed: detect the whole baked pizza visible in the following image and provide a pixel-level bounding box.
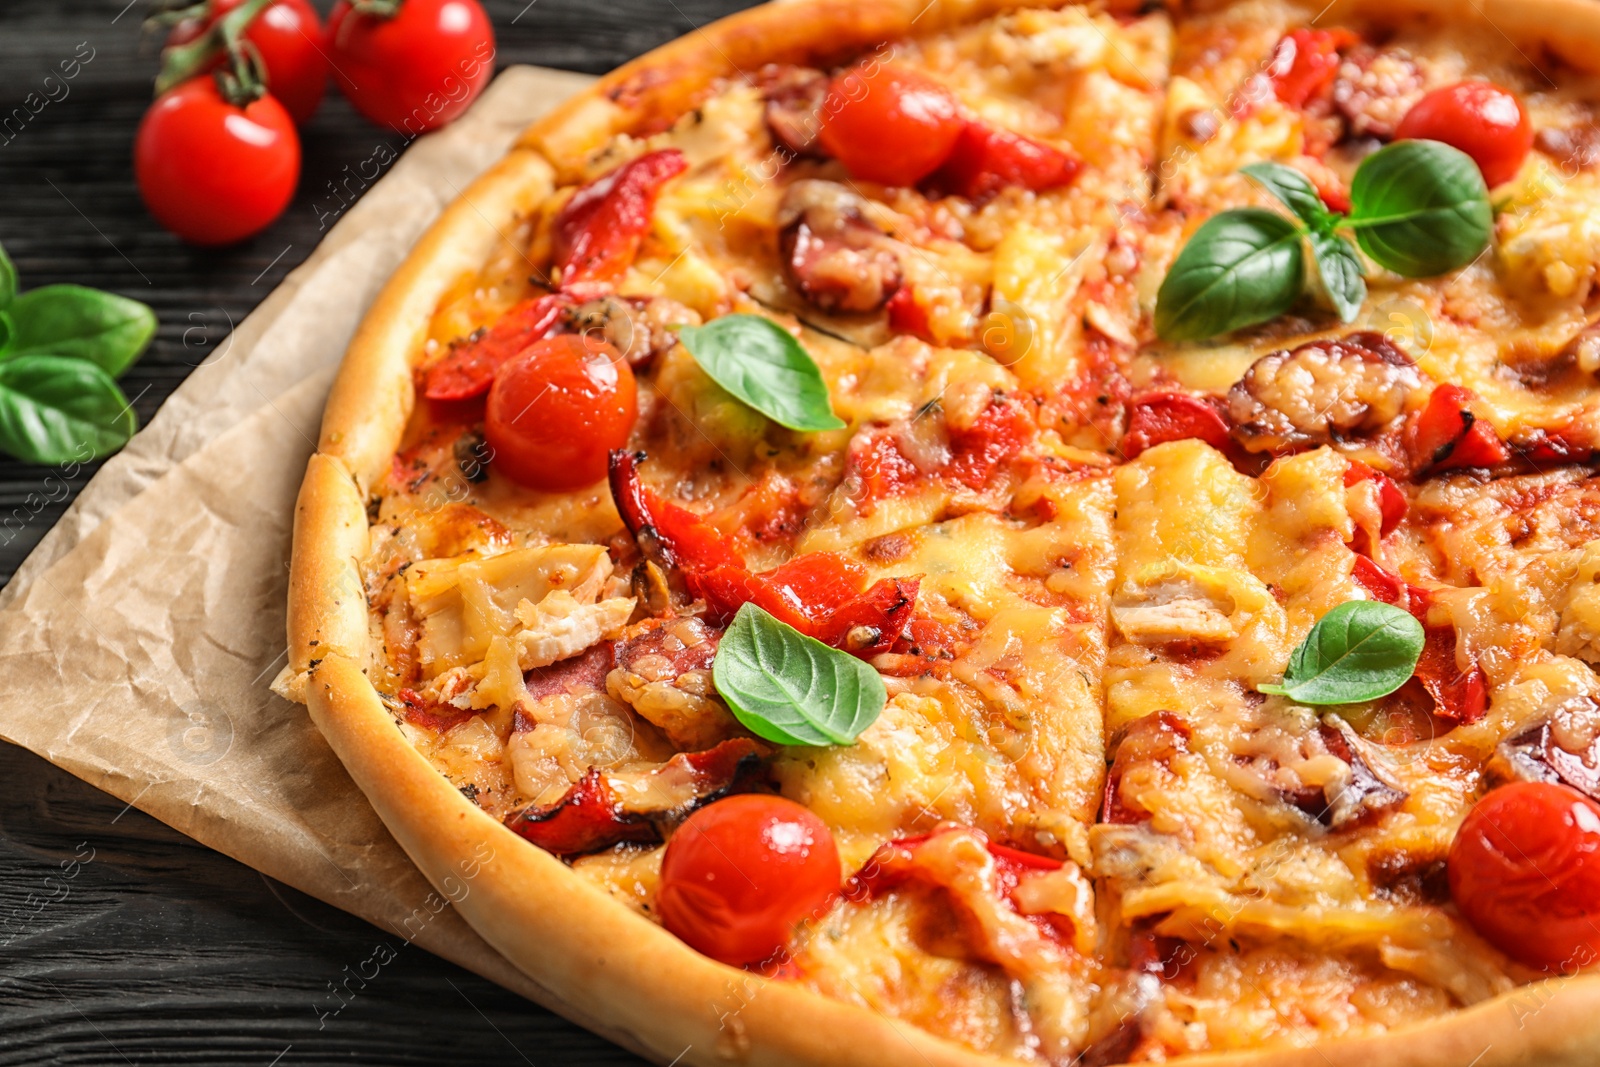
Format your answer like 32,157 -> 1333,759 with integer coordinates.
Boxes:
278,0 -> 1600,1062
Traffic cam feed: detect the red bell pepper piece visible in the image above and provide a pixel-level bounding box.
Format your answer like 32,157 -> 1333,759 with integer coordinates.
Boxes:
931,122 -> 1081,201
1350,555 -> 1405,605
886,285 -> 936,344
553,148 -> 688,293
507,738 -> 761,856
1122,391 -> 1233,459
1405,585 -> 1488,724
1408,384 -> 1510,474
609,450 -> 920,656
422,293 -> 567,401
1344,459 -> 1408,537
1269,28 -> 1359,109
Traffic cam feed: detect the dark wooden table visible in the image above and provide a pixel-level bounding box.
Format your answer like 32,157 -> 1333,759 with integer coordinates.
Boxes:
0,2 -> 754,1062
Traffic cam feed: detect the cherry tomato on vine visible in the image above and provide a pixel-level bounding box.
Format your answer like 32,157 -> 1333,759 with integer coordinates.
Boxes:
135,77 -> 301,246
1395,81 -> 1533,188
484,335 -> 637,491
818,63 -> 965,186
326,0 -> 496,134
165,0 -> 328,125
657,795 -> 841,966
1448,781 -> 1600,971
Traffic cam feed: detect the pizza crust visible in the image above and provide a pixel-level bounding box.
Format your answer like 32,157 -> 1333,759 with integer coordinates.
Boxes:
287,0 -> 1600,1063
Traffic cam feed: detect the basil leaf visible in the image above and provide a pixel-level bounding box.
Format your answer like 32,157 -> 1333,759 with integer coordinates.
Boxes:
1242,162 -> 1336,231
0,243 -> 15,311
1347,140 -> 1492,278
1259,601 -> 1424,705
713,603 -> 886,746
676,314 -> 846,432
1310,232 -> 1367,324
5,285 -> 158,376
0,355 -> 137,465
1155,209 -> 1305,342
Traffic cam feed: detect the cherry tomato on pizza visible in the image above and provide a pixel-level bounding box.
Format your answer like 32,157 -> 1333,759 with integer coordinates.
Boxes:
657,795 -> 841,966
164,0 -> 328,125
135,76 -> 301,246
327,0 -> 496,134
484,335 -> 638,491
1395,81 -> 1533,187
818,63 -> 965,186
1449,781 -> 1600,971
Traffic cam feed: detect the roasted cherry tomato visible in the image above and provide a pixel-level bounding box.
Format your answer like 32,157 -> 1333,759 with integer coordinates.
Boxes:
817,64 -> 965,186
1395,81 -> 1533,187
166,0 -> 327,125
657,795 -> 841,966
1449,781 -> 1600,971
327,0 -> 495,134
135,77 -> 300,246
484,335 -> 637,490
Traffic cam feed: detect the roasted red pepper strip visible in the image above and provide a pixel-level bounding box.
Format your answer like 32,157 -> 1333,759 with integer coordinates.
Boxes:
506,738 -> 761,856
1513,426 -> 1596,467
1406,585 -> 1489,724
1269,28 -> 1359,109
930,122 -> 1081,201
1344,459 -> 1408,538
553,148 -> 688,293
1347,562 -> 1489,724
609,450 -> 919,655
1408,384 -> 1511,474
843,828 -> 1073,943
1122,391 -> 1233,460
886,284 -> 936,344
422,294 -> 567,401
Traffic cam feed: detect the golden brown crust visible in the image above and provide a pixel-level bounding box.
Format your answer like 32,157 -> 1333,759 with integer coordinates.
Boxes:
288,0 -> 1600,1063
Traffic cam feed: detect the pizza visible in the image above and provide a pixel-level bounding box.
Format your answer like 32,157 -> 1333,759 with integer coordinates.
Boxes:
279,0 -> 1600,1063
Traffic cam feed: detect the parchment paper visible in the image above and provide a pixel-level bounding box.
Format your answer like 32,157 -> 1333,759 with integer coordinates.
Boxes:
0,65 -> 598,1006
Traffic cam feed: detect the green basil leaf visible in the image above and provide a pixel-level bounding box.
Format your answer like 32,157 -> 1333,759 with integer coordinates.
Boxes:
0,355 -> 137,465
1242,162 -> 1336,231
1155,209 -> 1306,342
1347,140 -> 1492,278
676,313 -> 846,432
1259,601 -> 1424,705
6,284 -> 158,376
713,603 -> 886,746
0,243 -> 16,312
1309,232 -> 1367,324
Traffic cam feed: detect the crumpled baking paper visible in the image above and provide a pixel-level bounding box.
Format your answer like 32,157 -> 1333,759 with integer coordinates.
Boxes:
0,65 -> 599,1011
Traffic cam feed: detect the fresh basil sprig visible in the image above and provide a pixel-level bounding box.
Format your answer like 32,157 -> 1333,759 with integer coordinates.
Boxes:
675,313 -> 846,433
0,241 -> 153,465
1259,600 -> 1424,705
712,603 -> 886,746
1155,141 -> 1491,342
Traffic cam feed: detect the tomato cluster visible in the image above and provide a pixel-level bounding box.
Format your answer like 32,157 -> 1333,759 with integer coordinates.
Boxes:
136,0 -> 496,246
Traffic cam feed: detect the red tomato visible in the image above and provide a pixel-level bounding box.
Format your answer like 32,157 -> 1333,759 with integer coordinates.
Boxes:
327,0 -> 495,134
1449,781 -> 1600,971
484,335 -> 637,491
135,78 -> 300,246
657,795 -> 841,966
1395,81 -> 1533,187
817,64 -> 965,186
166,0 -> 327,125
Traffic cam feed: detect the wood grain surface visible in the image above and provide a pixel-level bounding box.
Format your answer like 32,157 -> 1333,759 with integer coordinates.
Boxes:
0,2 -> 753,1063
